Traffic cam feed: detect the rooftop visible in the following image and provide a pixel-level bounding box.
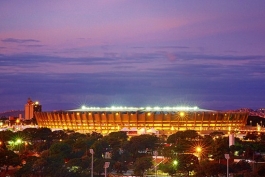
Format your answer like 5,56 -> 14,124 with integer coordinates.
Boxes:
69,106 -> 214,112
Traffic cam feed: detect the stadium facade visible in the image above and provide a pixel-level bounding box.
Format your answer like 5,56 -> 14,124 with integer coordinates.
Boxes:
34,106 -> 249,135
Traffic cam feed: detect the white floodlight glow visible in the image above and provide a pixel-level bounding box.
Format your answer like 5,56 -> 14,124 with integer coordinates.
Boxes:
163,107 -> 172,110
76,105 -> 199,112
154,107 -> 161,110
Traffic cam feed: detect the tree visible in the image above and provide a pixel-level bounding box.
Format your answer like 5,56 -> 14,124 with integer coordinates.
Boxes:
209,131 -> 224,138
210,137 -> 229,161
177,154 -> 198,176
91,139 -> 109,159
49,142 -> 72,159
21,128 -> 38,141
15,156 -> 39,177
159,154 -> 198,176
167,130 -> 201,144
256,163 -> 265,176
230,160 -> 251,174
51,130 -> 68,141
57,158 -> 90,177
159,160 -> 178,176
113,160 -> 128,174
0,150 -> 21,172
196,160 -> 226,177
36,128 -> 52,141
126,134 -> 158,158
133,156 -> 153,176
32,155 -> 65,177
104,131 -> 128,149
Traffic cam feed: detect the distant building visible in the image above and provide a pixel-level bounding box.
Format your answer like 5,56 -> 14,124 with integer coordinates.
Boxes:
24,98 -> 42,119
35,106 -> 249,135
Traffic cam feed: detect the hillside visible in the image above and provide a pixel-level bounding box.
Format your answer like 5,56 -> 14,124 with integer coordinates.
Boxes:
0,110 -> 24,118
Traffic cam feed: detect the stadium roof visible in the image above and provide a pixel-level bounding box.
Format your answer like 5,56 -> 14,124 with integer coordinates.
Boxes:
69,106 -> 214,112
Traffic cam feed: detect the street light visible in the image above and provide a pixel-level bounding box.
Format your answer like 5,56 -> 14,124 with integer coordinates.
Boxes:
104,162 -> 110,177
90,149 -> 94,177
173,160 -> 178,173
153,151 -> 158,177
196,146 -> 202,161
173,160 -> 178,166
225,154 -> 230,177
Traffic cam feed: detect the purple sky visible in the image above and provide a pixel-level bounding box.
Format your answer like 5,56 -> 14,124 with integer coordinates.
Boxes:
1,0 -> 265,112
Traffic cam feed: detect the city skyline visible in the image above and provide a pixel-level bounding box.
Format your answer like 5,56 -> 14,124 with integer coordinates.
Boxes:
1,1 -> 265,112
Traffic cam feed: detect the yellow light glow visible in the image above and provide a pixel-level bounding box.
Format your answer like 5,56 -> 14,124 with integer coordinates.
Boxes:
173,160 -> 178,165
196,147 -> 202,153
179,112 -> 185,117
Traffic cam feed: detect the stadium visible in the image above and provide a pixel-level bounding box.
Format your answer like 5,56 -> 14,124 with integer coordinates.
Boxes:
34,106 -> 249,135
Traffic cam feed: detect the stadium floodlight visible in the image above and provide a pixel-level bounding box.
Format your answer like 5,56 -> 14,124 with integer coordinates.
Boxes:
146,107 -> 152,110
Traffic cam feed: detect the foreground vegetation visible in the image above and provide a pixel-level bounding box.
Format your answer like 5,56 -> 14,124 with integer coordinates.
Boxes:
0,128 -> 265,177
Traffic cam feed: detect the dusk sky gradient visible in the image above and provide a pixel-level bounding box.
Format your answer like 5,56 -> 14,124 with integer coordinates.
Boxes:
1,1 -> 265,112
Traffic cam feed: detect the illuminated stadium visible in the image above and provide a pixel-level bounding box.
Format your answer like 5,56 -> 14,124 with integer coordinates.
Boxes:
34,106 -> 249,135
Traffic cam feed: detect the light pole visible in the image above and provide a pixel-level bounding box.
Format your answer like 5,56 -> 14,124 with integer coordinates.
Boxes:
225,154 -> 230,177
104,162 -> 110,177
90,149 -> 94,177
153,151 -> 158,177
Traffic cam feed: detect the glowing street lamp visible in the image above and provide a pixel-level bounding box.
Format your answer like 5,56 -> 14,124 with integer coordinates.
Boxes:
173,160 -> 178,166
196,146 -> 202,153
196,146 -> 202,161
16,139 -> 22,144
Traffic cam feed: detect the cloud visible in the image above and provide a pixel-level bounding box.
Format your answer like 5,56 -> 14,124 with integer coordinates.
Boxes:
1,51 -> 265,82
23,44 -> 44,48
155,46 -> 189,49
1,38 -> 40,43
162,52 -> 264,62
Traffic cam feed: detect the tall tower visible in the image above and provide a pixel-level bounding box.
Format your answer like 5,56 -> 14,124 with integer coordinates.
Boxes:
25,98 -> 42,119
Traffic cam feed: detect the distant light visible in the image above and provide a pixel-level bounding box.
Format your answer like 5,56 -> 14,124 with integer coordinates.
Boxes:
154,107 -> 160,110
179,112 -> 185,117
196,147 -> 202,153
79,106 -> 199,111
16,139 -> 22,144
146,107 -> 152,110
